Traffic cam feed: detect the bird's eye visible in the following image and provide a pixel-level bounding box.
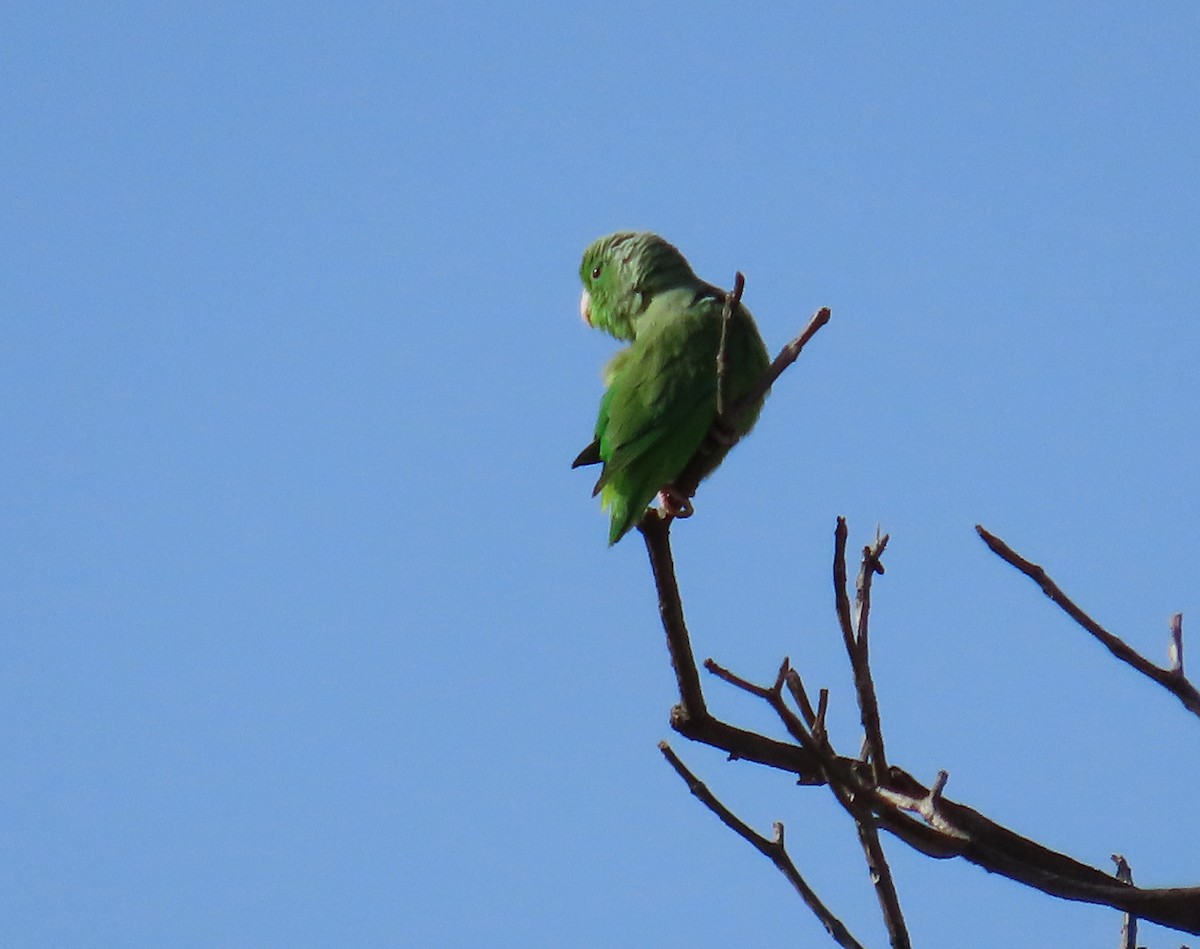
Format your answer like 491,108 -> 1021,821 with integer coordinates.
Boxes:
591,265 -> 603,279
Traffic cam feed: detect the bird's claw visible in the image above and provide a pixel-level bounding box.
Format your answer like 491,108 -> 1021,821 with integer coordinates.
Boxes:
658,485 -> 694,519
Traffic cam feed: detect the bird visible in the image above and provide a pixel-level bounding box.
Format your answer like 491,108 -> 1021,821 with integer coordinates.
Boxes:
573,231 -> 770,544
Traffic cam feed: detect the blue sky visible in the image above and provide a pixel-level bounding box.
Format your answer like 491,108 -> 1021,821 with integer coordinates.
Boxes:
4,3 -> 1199,946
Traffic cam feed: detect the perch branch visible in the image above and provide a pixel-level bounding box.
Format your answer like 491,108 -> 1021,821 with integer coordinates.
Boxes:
729,305 -> 833,432
977,525 -> 1200,719
672,304 -> 832,504
640,513 -> 707,719
639,513 -> 824,781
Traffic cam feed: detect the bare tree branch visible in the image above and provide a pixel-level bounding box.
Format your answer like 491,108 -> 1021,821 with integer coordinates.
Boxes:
851,524 -> 891,778
638,513 -> 824,781
976,525 -> 1200,719
833,517 -> 857,653
845,802 -> 909,949
715,645 -> 913,944
640,513 -> 707,720
784,668 -> 820,734
833,520 -> 891,778
659,741 -> 866,949
639,511 -> 1200,937
837,531 -> 914,946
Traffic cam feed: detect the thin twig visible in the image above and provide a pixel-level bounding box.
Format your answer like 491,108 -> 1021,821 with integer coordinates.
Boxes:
835,520 -> 891,778
847,806 -> 911,949
727,305 -> 832,432
724,658 -> 823,755
1113,854 -> 1137,949
674,305 -> 832,502
813,688 -> 830,745
1171,612 -> 1185,675
659,742 -> 866,949
853,531 -> 890,778
784,668 -> 819,730
704,656 -> 773,700
707,650 -> 912,948
855,531 -> 889,648
918,771 -> 951,827
715,272 -> 744,422
833,518 -> 857,654
976,525 -> 1200,718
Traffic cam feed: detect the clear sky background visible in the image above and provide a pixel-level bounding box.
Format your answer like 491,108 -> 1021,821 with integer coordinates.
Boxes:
4,3 -> 1199,947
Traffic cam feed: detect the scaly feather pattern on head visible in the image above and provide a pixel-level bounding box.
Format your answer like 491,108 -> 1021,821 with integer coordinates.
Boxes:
578,232 -> 704,341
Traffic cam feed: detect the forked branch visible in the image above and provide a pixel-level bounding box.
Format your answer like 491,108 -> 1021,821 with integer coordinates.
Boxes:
640,515 -> 1200,939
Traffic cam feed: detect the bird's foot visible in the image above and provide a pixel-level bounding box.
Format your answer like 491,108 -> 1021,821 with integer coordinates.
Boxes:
658,485 -> 694,519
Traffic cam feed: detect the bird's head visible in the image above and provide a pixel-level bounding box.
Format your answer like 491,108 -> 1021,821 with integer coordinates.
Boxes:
578,231 -> 698,341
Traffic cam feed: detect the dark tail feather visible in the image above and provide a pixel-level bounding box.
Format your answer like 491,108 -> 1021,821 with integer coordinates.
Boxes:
571,439 -> 602,469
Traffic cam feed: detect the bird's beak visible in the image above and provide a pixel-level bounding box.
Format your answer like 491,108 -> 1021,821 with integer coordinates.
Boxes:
579,288 -> 592,326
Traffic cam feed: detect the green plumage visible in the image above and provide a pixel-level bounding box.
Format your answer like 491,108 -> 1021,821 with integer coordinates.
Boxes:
574,232 -> 770,545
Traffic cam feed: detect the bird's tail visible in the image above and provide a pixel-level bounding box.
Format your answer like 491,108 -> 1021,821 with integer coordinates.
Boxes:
602,486 -> 642,546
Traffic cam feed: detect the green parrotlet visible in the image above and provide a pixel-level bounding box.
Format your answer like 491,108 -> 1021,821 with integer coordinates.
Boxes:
573,231 -> 770,545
